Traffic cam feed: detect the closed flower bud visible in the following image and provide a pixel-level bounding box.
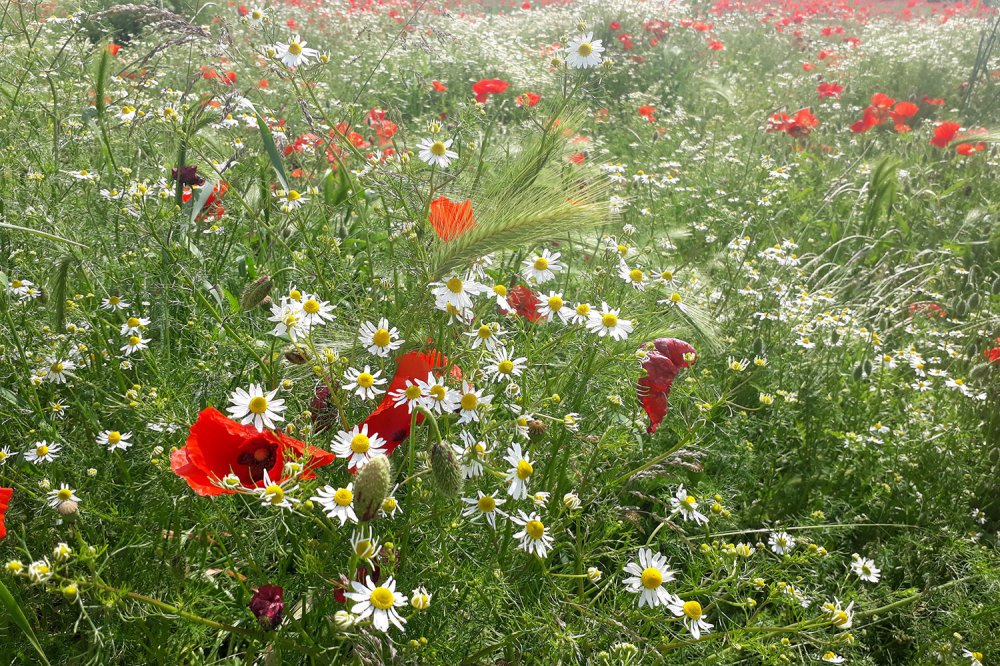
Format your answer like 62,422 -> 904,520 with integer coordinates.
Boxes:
430,441 -> 463,498
354,455 -> 391,522
61,584 -> 79,601
240,275 -> 272,310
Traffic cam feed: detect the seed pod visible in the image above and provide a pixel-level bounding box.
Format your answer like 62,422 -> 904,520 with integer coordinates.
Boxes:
954,298 -> 969,318
992,275 -> 1000,295
968,293 -> 981,310
430,442 -> 462,498
970,363 -> 992,381
752,337 -> 765,356
863,359 -> 873,376
831,330 -> 840,344
240,275 -> 272,311
527,419 -> 548,443
988,447 -> 1000,465
354,455 -> 391,522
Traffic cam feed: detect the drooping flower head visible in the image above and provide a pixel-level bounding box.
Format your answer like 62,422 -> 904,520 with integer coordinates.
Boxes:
171,407 -> 334,496
638,338 -> 697,433
249,585 -> 284,630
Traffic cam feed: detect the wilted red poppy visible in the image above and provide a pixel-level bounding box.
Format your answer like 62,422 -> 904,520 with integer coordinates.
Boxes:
171,407 -> 335,496
429,196 -> 476,242
0,487 -> 11,540
931,121 -> 961,148
249,585 -> 284,630
505,285 -> 541,322
471,79 -> 508,103
637,338 -> 697,433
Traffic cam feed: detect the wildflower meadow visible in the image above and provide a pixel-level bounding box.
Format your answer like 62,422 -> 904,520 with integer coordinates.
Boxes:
1,0 -> 999,662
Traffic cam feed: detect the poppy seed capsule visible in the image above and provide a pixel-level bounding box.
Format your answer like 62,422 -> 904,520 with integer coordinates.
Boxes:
430,442 -> 463,498
527,419 -> 547,442
354,455 -> 391,522
240,275 -> 272,310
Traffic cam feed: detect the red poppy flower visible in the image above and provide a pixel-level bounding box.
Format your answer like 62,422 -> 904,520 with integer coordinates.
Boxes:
817,82 -> 844,99
0,487 -> 11,540
108,43 -> 121,56
515,92 -> 541,108
922,96 -> 945,105
637,338 -> 697,433
931,121 -> 961,147
505,285 -> 541,322
432,80 -> 447,92
708,40 -> 725,50
956,142 -> 986,156
610,20 -> 622,30
849,109 -> 879,134
429,196 -> 476,242
985,339 -> 1000,363
638,105 -> 656,122
768,108 -> 819,139
802,62 -> 815,72
471,78 -> 508,104
171,407 -> 335,496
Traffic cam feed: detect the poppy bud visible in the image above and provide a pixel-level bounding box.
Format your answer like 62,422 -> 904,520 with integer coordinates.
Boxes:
240,275 -> 272,311
429,442 -> 462,498
992,276 -> 1000,295
954,298 -> 968,318
862,359 -> 872,376
527,419 -> 547,443
852,363 -> 865,381
752,337 -> 765,356
968,293 -> 981,310
354,455 -> 391,522
970,363 -> 991,380
249,585 -> 284,630
988,447 -> 1000,465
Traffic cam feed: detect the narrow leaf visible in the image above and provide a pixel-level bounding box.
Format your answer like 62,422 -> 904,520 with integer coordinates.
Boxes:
0,577 -> 52,666
256,114 -> 288,191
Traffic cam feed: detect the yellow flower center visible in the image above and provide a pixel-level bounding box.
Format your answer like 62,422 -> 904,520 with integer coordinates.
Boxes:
430,141 -> 447,156
461,393 -> 478,411
57,488 -> 72,501
525,520 -> 545,540
12,280 -> 22,288
370,586 -> 395,610
109,296 -> 120,304
972,652 -> 983,661
670,292 -> 683,303
350,434 -> 370,454
289,289 -> 302,301
446,277 -> 463,294
640,567 -> 663,589
832,610 -> 849,626
661,271 -> 673,281
287,41 -> 303,56
302,298 -> 319,313
683,600 -> 703,620
493,284 -> 507,297
357,372 -> 375,388
107,431 -> 122,444
248,396 -> 269,414
684,495 -> 696,506
533,256 -> 549,270
577,42 -> 593,56
128,335 -> 141,346
404,384 -> 423,400
265,484 -> 284,504
429,385 -> 446,401
51,362 -> 64,373
547,296 -> 563,311
497,359 -> 514,374
127,317 -> 140,328
334,488 -> 353,506
617,244 -> 628,256
382,497 -> 397,511
516,460 -> 533,479
477,495 -> 496,512
576,303 -> 591,315
37,445 -> 50,457
602,313 -> 618,328
251,9 -> 263,19
372,329 -> 391,347
629,269 -> 643,283
355,539 -> 375,558
477,325 -> 492,339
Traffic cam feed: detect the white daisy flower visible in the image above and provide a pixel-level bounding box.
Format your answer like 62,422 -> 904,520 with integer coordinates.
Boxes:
350,526 -> 382,564
344,575 -> 408,633
537,291 -> 571,324
342,365 -> 387,401
623,548 -> 677,608
768,531 -> 796,555
670,485 -> 709,525
311,483 -> 358,526
359,318 -> 403,357
275,34 -> 318,68
464,322 -> 505,351
586,302 -> 633,340
566,32 -> 605,69
430,275 -> 487,312
120,315 -> 150,335
298,293 -> 335,327
332,424 -> 387,470
822,598 -> 854,630
121,334 -> 150,356
416,372 -> 457,414
0,446 -> 12,465
511,510 -> 554,558
417,137 -> 458,168
850,555 -> 881,583
521,249 -> 562,284
25,440 -> 61,464
101,295 -> 130,310
389,378 -> 426,413
461,490 -> 507,528
97,430 -> 133,452
569,302 -> 592,325
667,598 -> 714,640
227,383 -> 286,432
503,443 -> 534,499
619,262 -> 648,291
454,430 -> 491,478
410,586 -> 431,610
28,559 -> 53,583
269,297 -> 311,341
8,278 -> 33,298
46,484 -> 80,510
255,469 -> 298,510
820,652 -> 846,663
44,358 -> 76,384
456,381 -> 491,424
484,347 -> 526,384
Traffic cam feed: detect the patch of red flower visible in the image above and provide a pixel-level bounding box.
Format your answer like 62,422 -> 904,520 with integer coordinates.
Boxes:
108,43 -> 121,56
637,338 -> 697,433
985,338 -> 1000,363
908,302 -> 947,318
515,92 -> 541,108
956,141 -> 987,156
930,121 -> 962,147
638,105 -> 656,122
708,40 -> 725,50
429,196 -> 476,242
816,82 -> 844,99
888,101 -> 919,131
472,79 -> 508,104
850,94 -> 919,134
768,108 -> 819,139
922,96 -> 945,105
505,285 -> 542,322
0,487 -> 11,540
171,407 -> 335,496
432,80 -> 447,92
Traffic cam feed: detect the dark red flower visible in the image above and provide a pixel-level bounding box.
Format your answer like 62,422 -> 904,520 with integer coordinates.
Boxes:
471,79 -> 508,104
0,487 -> 11,540
931,121 -> 961,148
429,196 -> 476,242
171,408 -> 335,496
172,165 -> 204,186
249,585 -> 284,630
505,285 -> 541,322
922,96 -> 945,105
637,338 -> 696,433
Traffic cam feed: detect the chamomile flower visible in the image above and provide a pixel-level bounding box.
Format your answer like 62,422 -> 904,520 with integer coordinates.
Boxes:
44,358 -> 76,384
491,284 -> 511,310
256,469 -> 297,509
670,485 -> 709,525
768,531 -> 796,555
511,511 -> 554,558
462,490 -> 507,528
28,559 -> 53,583
101,295 -> 130,311
25,440 -> 61,464
389,379 -> 426,413
504,443 -> 534,499
269,298 -> 310,341
344,575 -> 408,632
820,652 -> 846,664
484,347 -> 526,384
431,275 -> 487,311
668,598 -> 714,640
465,322 -> 505,351
120,315 -> 150,335
963,649 -> 984,666
623,548 -> 677,608
566,32 -> 605,69
522,249 -> 562,284
311,483 -> 358,526
46,484 -> 80,510
417,137 -> 458,168
822,598 -> 854,629
298,293 -> 335,326
570,302 -> 592,325
456,381 -> 491,424
850,555 -> 881,583
410,586 -> 431,610
454,430 -> 491,478
333,424 -> 387,470
121,334 -> 149,356
275,34 -> 318,68
359,318 -> 403,357
97,430 -> 133,452
0,446 -> 11,465
227,384 -> 286,432
342,365 -> 387,401
350,527 -> 382,563
586,302 -> 633,340
8,278 -> 33,298
619,263 -> 648,290
380,495 -> 401,517
246,6 -> 267,27
417,373 -> 457,414
537,291 -> 571,323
